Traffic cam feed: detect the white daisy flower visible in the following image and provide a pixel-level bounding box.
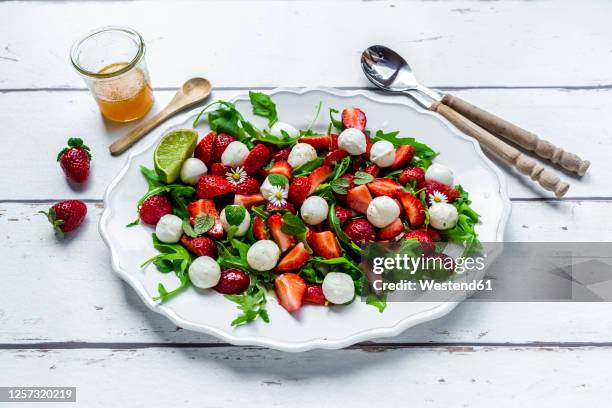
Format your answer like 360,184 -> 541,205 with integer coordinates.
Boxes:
225,166 -> 247,185
428,190 -> 448,206
266,185 -> 288,206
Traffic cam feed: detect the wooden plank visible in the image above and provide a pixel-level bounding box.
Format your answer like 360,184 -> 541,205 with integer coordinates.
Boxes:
0,88 -> 608,200
1,200 -> 611,345
1,1 -> 612,89
2,347 -> 611,407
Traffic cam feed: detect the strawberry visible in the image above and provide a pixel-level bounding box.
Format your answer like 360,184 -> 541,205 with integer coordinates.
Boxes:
194,131 -> 216,165
352,156 -> 366,172
341,107 -> 366,130
253,215 -> 269,240
419,180 -> 461,203
344,219 -> 376,245
377,218 -> 405,240
307,165 -> 332,195
367,178 -> 402,198
180,235 -> 218,258
304,284 -> 327,305
268,161 -> 293,180
234,176 -> 260,195
428,253 -> 455,275
335,205 -> 353,225
41,200 -> 87,235
139,194 -> 172,225
288,176 -> 312,205
265,201 -> 296,214
403,229 -> 433,243
210,133 -> 235,164
346,185 -> 373,215
214,269 -> 250,295
399,166 -> 425,186
243,143 -> 272,175
209,163 -> 231,176
234,193 -> 266,209
268,213 -> 296,252
329,134 -> 339,150
364,135 -> 373,159
272,147 -> 291,162
274,273 -> 306,313
188,199 -> 224,238
57,137 -> 91,183
323,149 -> 348,165
391,145 -> 415,169
363,163 -> 380,178
196,175 -> 234,199
398,192 -> 425,228
308,231 -> 341,259
299,135 -> 331,151
424,227 -> 441,241
276,242 -> 311,271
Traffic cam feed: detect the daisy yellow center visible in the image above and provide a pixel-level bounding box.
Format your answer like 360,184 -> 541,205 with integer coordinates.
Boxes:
275,191 -> 283,199
434,196 -> 442,203
232,173 -> 241,181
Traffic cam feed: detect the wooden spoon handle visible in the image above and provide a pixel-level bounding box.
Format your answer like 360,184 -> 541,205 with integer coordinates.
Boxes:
441,94 -> 590,176
109,108 -> 172,156
431,101 -> 570,197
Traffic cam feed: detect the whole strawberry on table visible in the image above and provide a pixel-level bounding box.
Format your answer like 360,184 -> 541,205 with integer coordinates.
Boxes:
131,91 -> 480,326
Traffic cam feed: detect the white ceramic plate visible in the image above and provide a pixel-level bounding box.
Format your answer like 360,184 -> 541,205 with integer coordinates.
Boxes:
100,87 -> 511,352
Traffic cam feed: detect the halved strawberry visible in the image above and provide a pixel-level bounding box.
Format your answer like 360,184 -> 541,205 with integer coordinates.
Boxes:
194,131 -> 216,166
288,176 -> 312,205
346,185 -> 373,215
308,231 -> 341,259
210,133 -> 235,164
341,107 -> 366,130
399,166 -> 425,185
234,193 -> 266,209
253,215 -> 268,240
323,149 -> 348,165
403,229 -> 433,243
180,235 -> 218,258
419,180 -> 461,203
272,148 -> 291,162
243,143 -> 272,175
329,134 -> 339,150
344,219 -> 375,245
304,284 -> 327,305
268,161 -> 293,180
367,178 -> 402,198
187,199 -> 224,238
363,163 -> 379,178
234,176 -> 260,195
391,145 -> 415,169
364,135 -> 373,159
398,192 -> 425,228
377,218 -> 405,240
299,135 -> 331,151
424,227 -> 441,241
209,163 -> 231,176
276,242 -> 311,272
307,165 -> 332,195
265,201 -> 297,214
274,273 -> 306,313
335,205 -> 353,225
268,213 -> 296,252
196,175 -> 234,199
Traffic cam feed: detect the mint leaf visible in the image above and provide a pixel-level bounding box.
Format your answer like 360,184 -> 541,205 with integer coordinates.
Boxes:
225,205 -> 246,226
182,219 -> 198,238
354,171 -> 374,185
267,174 -> 288,188
281,212 -> 307,237
330,178 -> 350,195
249,91 -> 278,127
194,214 -> 215,234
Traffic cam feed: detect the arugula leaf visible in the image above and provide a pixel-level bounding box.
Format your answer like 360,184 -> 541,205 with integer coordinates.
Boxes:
293,157 -> 325,177
249,91 -> 278,127
366,293 -> 387,312
329,108 -> 344,132
225,284 -> 270,326
441,185 -> 481,255
306,101 -> 323,130
140,165 -> 163,189
225,205 -> 247,226
328,203 -> 363,255
372,130 -> 438,169
311,256 -> 361,273
354,171 -> 374,185
267,174 -> 289,188
332,156 -> 351,181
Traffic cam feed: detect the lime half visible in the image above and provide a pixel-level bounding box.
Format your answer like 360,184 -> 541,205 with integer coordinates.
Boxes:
154,129 -> 198,183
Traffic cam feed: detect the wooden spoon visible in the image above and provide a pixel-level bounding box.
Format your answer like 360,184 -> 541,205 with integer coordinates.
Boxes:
109,77 -> 212,155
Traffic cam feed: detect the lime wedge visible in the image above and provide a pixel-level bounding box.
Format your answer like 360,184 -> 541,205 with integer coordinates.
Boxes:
154,129 -> 198,183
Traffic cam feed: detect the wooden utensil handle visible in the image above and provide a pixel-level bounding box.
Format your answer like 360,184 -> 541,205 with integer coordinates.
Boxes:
441,94 -> 590,176
431,102 -> 570,198
109,108 -> 171,156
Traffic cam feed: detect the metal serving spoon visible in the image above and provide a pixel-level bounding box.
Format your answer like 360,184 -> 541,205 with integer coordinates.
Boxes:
361,45 -> 576,197
110,77 -> 212,155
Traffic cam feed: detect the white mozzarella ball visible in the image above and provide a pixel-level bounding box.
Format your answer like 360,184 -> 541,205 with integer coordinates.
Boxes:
369,140 -> 396,168
155,214 -> 183,243
338,128 -> 367,155
247,240 -> 281,271
221,141 -> 249,168
180,157 -> 208,185
300,196 -> 329,225
429,203 -> 459,230
425,163 -> 454,186
260,176 -> 288,201
220,205 -> 251,237
188,256 -> 221,289
287,143 -> 317,168
322,272 -> 355,304
270,121 -> 299,138
366,196 -> 400,228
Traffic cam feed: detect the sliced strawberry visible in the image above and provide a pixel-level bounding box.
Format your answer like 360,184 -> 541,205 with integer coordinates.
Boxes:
341,107 -> 366,130
399,166 -> 425,186
346,185 -> 373,215
196,175 -> 234,199
194,131 -> 216,166
288,176 -> 312,205
403,229 -> 433,243
323,149 -> 348,165
234,176 -> 260,195
391,145 -> 415,169
209,163 -> 231,176
307,165 -> 332,195
364,135 -> 373,159
268,161 -> 293,180
363,163 -> 380,178
180,235 -> 218,258
265,201 -> 296,214
210,133 -> 235,164
243,143 -> 272,175
424,227 -> 441,241
268,213 -> 296,252
308,231 -> 341,259
419,180 -> 461,203
276,242 -> 311,272
329,134 -> 339,150
367,178 -> 402,198
253,215 -> 269,240
398,192 -> 425,228
299,135 -> 331,151
274,273 -> 306,313
377,218 -> 405,240
234,193 -> 266,209
335,205 -> 353,225
304,284 -> 327,305
187,199 -> 224,238
272,147 -> 291,162
344,219 -> 376,245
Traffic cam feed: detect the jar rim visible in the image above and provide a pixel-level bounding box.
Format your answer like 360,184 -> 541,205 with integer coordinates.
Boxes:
70,25 -> 145,79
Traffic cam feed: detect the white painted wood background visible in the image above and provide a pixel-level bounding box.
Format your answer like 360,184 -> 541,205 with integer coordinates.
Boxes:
1,0 -> 611,406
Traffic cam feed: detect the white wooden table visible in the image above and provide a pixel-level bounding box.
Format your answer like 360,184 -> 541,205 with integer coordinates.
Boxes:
1,1 -> 611,406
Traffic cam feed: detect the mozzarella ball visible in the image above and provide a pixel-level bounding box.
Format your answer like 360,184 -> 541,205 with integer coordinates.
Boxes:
247,240 -> 281,271
338,128 -> 367,155
260,176 -> 288,201
322,272 -> 355,304
221,141 -> 249,168
220,205 -> 251,237
425,163 -> 454,186
369,140 -> 396,168
155,214 -> 183,243
188,256 -> 221,289
288,143 -> 317,168
180,157 -> 208,185
270,121 -> 299,138
366,196 -> 400,228
300,196 -> 329,225
429,203 -> 459,230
